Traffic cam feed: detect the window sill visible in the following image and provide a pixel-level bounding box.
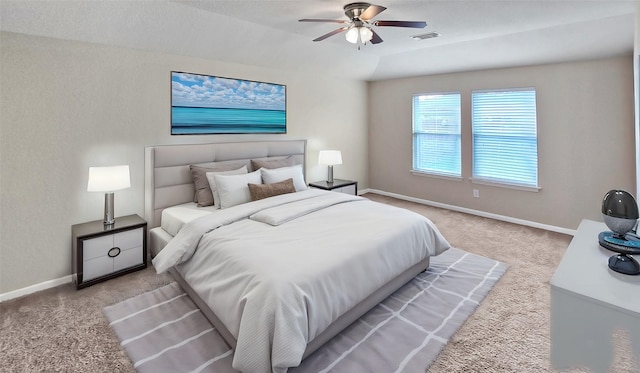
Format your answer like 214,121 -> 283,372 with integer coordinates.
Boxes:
470,177 -> 541,192
411,170 -> 463,182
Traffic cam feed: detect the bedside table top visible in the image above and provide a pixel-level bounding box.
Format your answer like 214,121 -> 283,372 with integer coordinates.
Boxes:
72,214 -> 146,238
309,179 -> 356,189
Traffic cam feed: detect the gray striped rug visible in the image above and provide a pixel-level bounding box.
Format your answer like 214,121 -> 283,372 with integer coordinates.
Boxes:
103,248 -> 507,372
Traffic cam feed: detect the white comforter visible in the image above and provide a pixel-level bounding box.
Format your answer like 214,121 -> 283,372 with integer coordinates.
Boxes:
152,189 -> 450,373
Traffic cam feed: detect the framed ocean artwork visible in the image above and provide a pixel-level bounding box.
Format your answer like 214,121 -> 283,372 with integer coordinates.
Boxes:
171,71 -> 286,135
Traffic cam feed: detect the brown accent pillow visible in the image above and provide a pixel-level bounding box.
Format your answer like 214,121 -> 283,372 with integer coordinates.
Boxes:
250,156 -> 295,171
248,178 -> 296,201
190,164 -> 246,207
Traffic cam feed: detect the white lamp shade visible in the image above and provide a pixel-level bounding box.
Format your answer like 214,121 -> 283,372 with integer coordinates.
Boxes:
87,165 -> 131,192
345,27 -> 359,44
318,150 -> 343,166
360,27 -> 373,43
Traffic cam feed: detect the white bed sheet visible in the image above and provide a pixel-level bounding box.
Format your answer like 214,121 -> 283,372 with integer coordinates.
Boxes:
161,202 -> 218,236
153,190 -> 450,372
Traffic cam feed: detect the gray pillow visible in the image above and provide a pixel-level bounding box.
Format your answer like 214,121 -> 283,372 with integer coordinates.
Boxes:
250,156 -> 295,171
189,163 -> 246,207
248,178 -> 295,201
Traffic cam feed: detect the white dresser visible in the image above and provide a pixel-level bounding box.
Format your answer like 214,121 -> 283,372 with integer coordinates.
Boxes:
550,219 -> 640,371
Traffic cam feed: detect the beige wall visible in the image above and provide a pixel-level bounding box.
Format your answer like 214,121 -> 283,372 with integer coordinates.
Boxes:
0,32 -> 368,294
1,30 -> 635,294
368,56 -> 636,230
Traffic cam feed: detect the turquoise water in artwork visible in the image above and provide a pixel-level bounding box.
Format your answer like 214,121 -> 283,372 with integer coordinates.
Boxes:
171,106 -> 286,134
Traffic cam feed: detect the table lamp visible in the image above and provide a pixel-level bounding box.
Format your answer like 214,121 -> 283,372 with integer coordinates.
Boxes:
318,150 -> 342,183
87,165 -> 131,225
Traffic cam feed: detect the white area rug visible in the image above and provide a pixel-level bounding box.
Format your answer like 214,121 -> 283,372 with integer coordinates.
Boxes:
103,248 -> 507,372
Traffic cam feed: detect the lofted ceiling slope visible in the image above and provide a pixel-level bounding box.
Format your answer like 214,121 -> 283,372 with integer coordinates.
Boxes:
0,0 -> 636,81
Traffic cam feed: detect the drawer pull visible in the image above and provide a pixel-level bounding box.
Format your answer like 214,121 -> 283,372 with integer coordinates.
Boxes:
108,247 -> 121,258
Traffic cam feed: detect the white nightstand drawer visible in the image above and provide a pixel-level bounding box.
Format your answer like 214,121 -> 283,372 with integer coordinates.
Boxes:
84,228 -> 143,260
84,255 -> 114,281
84,235 -> 114,260
115,228 -> 143,250
81,228 -> 145,282
114,246 -> 143,272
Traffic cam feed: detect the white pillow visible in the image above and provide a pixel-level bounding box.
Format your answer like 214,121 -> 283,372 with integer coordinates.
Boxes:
205,165 -> 248,209
214,170 -> 262,209
261,164 -> 308,192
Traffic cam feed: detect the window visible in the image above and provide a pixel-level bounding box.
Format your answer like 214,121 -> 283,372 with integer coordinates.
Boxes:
412,92 -> 461,177
471,88 -> 539,189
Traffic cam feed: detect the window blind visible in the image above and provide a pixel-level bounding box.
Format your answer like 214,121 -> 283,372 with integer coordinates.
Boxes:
471,88 -> 538,188
412,92 -> 461,177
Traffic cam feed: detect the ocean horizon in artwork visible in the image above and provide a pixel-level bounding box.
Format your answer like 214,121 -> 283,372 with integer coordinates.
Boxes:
171,106 -> 286,134
171,72 -> 286,134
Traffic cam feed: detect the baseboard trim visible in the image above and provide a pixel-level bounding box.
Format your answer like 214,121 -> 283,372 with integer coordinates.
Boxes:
0,275 -> 72,303
367,189 -> 577,236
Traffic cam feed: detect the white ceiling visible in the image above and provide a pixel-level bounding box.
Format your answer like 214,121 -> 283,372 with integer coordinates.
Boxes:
0,0 -> 636,81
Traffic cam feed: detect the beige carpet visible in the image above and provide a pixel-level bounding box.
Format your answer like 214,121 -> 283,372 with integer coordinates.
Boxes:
0,192 -> 628,372
366,194 -> 572,372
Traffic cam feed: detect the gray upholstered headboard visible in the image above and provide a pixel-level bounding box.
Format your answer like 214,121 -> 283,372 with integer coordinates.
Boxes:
144,140 -> 307,229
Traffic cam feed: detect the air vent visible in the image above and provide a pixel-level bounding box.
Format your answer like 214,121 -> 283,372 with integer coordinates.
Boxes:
411,32 -> 440,40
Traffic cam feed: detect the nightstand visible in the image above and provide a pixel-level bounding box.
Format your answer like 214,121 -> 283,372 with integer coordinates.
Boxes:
308,179 -> 358,195
72,214 -> 147,289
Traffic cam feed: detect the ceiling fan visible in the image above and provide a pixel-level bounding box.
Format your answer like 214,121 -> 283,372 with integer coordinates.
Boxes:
299,2 -> 426,45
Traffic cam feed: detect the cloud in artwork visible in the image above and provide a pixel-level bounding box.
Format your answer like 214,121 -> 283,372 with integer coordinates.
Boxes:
171,72 -> 286,111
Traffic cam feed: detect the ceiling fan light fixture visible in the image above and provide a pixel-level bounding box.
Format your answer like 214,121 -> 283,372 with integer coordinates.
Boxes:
301,2 -> 426,46
345,27 -> 359,43
345,26 -> 373,44
359,26 -> 373,43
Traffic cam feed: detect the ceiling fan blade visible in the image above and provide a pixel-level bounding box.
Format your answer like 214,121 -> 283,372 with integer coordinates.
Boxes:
313,27 -> 348,42
370,29 -> 383,44
359,4 -> 387,21
299,19 -> 347,24
374,20 -> 427,28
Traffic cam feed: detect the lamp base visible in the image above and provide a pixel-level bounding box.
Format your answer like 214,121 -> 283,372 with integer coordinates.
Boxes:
104,192 -> 115,225
608,254 -> 640,275
326,165 -> 334,183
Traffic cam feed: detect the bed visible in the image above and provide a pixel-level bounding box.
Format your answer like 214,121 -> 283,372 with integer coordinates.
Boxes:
144,140 -> 450,372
